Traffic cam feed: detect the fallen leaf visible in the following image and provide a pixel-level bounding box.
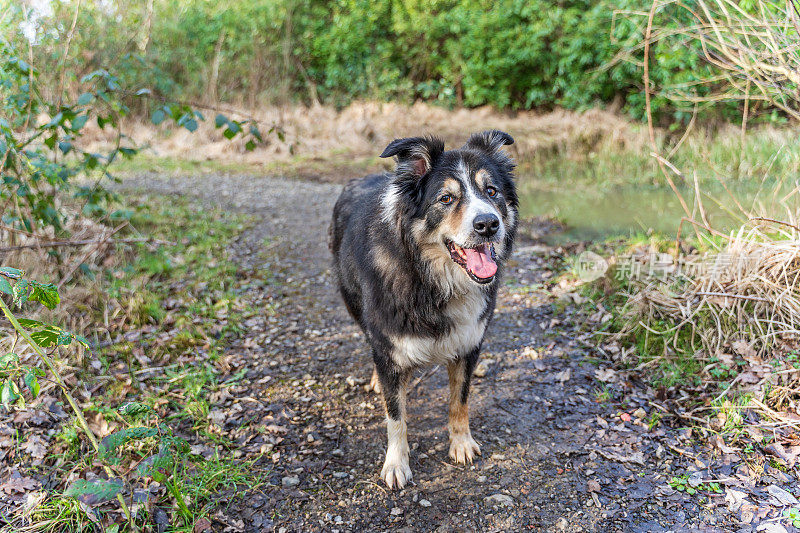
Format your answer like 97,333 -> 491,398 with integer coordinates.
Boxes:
594,368 -> 616,383
765,443 -> 800,469
593,448 -> 645,465
757,523 -> 788,533
194,518 -> 213,532
732,340 -> 757,359
0,476 -> 39,494
725,488 -> 748,512
23,436 -> 48,459
766,484 -> 799,506
714,435 -> 739,455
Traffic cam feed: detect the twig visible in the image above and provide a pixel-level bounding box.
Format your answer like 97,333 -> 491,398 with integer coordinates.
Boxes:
58,221 -> 130,288
750,217 -> 800,232
0,236 -> 174,252
695,291 -> 770,302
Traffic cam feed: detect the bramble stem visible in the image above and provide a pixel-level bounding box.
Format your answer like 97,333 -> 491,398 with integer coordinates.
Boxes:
0,297 -> 136,530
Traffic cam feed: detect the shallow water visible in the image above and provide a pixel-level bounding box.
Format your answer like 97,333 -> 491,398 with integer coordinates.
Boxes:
518,177 -> 799,243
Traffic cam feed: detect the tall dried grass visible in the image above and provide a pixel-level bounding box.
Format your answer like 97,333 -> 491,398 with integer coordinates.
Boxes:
621,218 -> 800,360
81,101 -> 646,177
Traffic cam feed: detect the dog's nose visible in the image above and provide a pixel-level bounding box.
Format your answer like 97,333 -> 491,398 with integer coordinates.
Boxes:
473,213 -> 500,237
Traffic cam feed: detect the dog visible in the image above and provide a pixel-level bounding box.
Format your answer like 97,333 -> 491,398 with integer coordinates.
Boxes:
329,130 -> 518,489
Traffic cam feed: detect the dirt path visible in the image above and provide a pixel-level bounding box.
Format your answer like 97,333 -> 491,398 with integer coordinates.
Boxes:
119,173 -> 738,533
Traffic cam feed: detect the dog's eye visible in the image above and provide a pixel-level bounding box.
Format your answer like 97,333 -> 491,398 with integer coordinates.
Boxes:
486,186 -> 498,198
439,194 -> 454,205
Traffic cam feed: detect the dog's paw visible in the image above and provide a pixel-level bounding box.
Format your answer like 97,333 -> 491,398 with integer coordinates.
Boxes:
364,372 -> 382,394
449,434 -> 481,464
381,455 -> 412,489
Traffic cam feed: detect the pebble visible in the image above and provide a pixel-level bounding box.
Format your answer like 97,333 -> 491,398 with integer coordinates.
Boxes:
477,475 -> 488,482
474,359 -> 493,377
281,476 -> 300,488
390,507 -> 404,516
419,499 -> 431,507
485,494 -> 515,507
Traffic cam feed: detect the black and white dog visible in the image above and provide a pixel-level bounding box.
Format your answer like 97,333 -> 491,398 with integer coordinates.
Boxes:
329,131 -> 518,489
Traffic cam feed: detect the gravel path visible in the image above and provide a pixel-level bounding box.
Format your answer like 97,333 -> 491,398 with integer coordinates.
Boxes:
116,173 -> 740,533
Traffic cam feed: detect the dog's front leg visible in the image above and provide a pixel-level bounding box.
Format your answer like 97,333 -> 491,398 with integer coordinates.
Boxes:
375,356 -> 412,489
447,350 -> 481,464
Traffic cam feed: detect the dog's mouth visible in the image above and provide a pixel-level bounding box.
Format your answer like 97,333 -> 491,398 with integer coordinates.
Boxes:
446,241 -> 498,283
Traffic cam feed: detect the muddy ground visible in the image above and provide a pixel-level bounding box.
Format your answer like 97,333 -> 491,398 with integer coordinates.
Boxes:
114,172 -> 759,533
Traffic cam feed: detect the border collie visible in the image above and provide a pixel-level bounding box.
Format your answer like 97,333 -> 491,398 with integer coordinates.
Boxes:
329,131 -> 518,489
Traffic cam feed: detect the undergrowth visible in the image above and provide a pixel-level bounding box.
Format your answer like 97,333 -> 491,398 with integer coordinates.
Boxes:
2,197 -> 267,531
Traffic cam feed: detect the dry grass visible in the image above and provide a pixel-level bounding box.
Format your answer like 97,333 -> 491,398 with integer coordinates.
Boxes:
622,218 -> 800,359
647,0 -> 800,120
81,101 -> 647,181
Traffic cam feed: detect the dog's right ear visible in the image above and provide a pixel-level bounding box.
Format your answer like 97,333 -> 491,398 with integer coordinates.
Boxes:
380,136 -> 445,179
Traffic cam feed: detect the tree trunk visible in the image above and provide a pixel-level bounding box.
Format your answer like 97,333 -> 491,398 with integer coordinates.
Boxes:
208,30 -> 226,104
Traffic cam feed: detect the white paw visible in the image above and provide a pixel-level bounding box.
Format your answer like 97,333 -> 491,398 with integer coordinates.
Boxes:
364,372 -> 381,394
449,434 -> 481,464
381,453 -> 412,489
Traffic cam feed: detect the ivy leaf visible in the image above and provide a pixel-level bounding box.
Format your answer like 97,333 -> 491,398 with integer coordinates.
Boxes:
249,124 -> 263,142
23,371 -> 40,398
29,282 -> 60,309
64,478 -> 124,506
0,276 -> 11,295
71,114 -> 88,131
0,267 -> 23,280
76,92 -> 93,106
1,380 -> 19,406
214,114 -> 228,128
31,329 -> 59,347
44,112 -> 64,128
151,109 -> 166,125
0,353 -> 19,370
12,279 -> 32,307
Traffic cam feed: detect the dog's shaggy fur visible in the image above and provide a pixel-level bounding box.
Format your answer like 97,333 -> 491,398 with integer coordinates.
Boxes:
329,131 -> 518,489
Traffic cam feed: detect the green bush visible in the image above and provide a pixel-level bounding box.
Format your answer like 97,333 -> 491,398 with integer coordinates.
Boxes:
10,0 -> 759,121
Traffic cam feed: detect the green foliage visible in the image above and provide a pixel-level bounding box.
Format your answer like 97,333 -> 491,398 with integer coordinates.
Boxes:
64,478 -> 125,506
668,474 -> 723,495
784,507 -> 800,528
1,15 -> 266,241
8,0 -> 757,121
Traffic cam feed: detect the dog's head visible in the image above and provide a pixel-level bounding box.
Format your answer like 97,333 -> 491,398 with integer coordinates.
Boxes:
380,131 -> 518,289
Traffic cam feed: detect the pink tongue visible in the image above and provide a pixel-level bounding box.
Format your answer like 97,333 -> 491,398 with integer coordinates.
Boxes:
463,246 -> 497,279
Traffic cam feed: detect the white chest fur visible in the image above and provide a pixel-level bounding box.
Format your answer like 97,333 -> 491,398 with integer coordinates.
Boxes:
390,288 -> 488,368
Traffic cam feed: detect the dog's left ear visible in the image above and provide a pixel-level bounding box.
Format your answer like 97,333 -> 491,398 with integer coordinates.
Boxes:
463,130 -> 514,154
380,136 -> 445,179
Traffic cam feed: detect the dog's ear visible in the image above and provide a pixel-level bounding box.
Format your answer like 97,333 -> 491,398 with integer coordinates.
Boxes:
463,130 -> 514,154
380,136 -> 445,179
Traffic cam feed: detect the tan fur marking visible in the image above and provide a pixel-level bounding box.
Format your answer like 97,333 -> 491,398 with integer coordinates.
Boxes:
448,360 -> 470,435
447,360 -> 481,464
372,245 -> 396,278
475,168 -> 490,188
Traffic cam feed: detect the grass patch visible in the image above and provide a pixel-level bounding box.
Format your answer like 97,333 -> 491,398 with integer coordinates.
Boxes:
6,195 -> 267,532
